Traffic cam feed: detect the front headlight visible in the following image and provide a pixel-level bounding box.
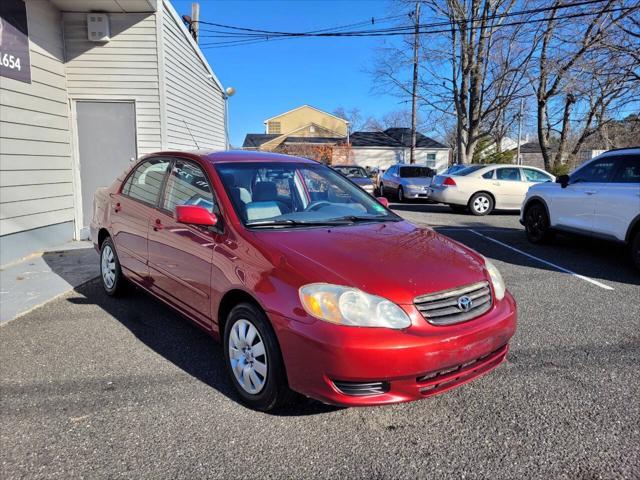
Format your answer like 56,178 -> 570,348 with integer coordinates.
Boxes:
483,257 -> 506,300
299,283 -> 411,329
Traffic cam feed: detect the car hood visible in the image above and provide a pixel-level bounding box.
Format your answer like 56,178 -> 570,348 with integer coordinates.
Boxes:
401,177 -> 432,186
252,220 -> 489,305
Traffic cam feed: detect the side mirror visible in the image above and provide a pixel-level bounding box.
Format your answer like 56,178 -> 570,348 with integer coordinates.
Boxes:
557,174 -> 570,188
377,197 -> 390,208
175,205 -> 218,227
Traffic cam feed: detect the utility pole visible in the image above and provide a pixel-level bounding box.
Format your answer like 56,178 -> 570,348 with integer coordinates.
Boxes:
516,98 -> 524,165
191,3 -> 200,43
409,2 -> 420,164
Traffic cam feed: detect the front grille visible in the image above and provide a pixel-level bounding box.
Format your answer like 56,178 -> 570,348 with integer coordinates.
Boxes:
332,380 -> 390,396
414,281 -> 492,326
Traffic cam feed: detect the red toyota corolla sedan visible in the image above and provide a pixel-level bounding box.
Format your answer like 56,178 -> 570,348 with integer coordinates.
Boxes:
92,150 -> 517,411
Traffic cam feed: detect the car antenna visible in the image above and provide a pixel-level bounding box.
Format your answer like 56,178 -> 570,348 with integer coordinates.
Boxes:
183,120 -> 200,149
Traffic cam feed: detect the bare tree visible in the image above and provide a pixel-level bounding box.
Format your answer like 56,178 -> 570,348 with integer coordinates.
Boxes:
373,0 -> 535,164
533,0 -> 640,172
332,106 -> 364,131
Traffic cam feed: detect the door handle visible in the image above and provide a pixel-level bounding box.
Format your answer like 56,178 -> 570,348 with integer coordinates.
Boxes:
492,182 -> 500,185
114,202 -> 122,213
585,191 -> 597,195
153,218 -> 164,231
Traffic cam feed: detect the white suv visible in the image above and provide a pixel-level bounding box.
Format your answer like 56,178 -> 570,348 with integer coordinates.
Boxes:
521,148 -> 640,269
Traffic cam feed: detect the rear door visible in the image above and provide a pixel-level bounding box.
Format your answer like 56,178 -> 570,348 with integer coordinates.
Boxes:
112,157 -> 170,282
592,155 -> 640,240
493,167 -> 528,209
147,158 -> 219,326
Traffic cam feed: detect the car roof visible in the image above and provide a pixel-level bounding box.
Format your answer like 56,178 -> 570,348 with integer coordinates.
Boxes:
140,149 -> 319,165
598,147 -> 639,156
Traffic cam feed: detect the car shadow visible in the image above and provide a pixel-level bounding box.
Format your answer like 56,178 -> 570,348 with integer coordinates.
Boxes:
390,202 -> 521,216
66,280 -> 341,417
433,226 -> 640,286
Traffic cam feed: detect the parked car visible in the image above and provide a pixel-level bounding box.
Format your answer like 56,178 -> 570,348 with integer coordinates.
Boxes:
521,148 -> 640,268
428,164 -> 555,215
379,164 -> 435,202
374,168 -> 386,192
92,151 -> 516,411
332,165 -> 376,195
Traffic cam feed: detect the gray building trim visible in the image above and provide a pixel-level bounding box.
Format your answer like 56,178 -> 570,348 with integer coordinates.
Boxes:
0,221 -> 75,267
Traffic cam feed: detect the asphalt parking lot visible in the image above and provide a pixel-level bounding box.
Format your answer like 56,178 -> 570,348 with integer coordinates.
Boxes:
1,203 -> 639,479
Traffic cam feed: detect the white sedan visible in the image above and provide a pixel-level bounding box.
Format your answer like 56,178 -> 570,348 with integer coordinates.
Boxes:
428,164 -> 555,215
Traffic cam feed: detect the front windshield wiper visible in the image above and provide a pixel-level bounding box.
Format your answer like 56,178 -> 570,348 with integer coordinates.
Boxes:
247,219 -> 353,228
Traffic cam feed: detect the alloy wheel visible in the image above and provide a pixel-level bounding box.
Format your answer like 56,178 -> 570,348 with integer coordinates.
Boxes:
101,245 -> 116,289
228,318 -> 268,394
473,196 -> 490,214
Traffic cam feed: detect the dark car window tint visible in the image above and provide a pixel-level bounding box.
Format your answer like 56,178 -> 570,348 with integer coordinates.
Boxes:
496,168 -> 522,181
123,158 -> 170,205
482,170 -> 494,179
162,160 -> 214,212
572,158 -> 617,183
611,156 -> 640,183
456,165 -> 485,176
399,167 -> 432,178
522,168 -> 552,183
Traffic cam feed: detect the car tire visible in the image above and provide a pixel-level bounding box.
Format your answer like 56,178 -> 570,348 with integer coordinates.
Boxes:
449,205 -> 467,213
223,303 -> 297,411
631,229 -> 640,270
524,203 -> 554,244
100,237 -> 125,296
468,192 -> 494,216
397,187 -> 404,202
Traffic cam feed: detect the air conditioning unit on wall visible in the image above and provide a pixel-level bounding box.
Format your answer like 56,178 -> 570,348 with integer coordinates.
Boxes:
87,13 -> 110,42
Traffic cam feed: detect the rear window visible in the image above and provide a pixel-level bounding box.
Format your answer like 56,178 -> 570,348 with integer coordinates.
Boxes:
455,165 -> 486,176
399,166 -> 433,178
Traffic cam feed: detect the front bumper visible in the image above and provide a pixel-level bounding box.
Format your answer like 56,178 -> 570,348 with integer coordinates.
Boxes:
270,291 -> 517,406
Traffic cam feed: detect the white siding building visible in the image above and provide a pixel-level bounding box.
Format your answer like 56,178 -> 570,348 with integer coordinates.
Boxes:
0,0 -> 227,265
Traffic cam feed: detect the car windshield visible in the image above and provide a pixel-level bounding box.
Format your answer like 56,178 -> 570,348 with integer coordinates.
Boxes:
334,166 -> 368,178
216,162 -> 400,228
399,166 -> 432,178
455,165 -> 486,176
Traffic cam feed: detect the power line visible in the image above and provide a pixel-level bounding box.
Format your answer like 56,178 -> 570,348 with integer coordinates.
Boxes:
199,2 -> 635,49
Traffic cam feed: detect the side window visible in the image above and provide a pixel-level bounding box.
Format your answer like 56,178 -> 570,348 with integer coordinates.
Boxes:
496,168 -> 522,181
123,158 -> 170,205
611,156 -> 640,183
522,168 -> 552,183
571,158 -> 616,183
426,153 -> 437,168
482,170 -> 494,179
162,160 -> 214,212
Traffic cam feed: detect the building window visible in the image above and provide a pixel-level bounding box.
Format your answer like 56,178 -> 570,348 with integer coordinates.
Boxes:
268,121 -> 281,134
426,153 -> 437,168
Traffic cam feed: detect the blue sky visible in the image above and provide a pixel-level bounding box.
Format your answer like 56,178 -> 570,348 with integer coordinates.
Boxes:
172,0 -> 408,147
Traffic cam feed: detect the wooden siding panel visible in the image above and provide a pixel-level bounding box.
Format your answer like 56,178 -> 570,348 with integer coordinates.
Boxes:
162,6 -> 225,151
0,0 -> 74,237
63,10 -> 162,159
0,208 -> 75,236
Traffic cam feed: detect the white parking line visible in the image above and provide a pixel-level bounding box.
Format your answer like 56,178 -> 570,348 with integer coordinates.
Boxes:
466,229 -> 615,291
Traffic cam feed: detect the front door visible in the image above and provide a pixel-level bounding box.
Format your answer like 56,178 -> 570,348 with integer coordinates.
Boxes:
76,101 -> 137,239
554,158 -> 617,232
147,158 -> 218,326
